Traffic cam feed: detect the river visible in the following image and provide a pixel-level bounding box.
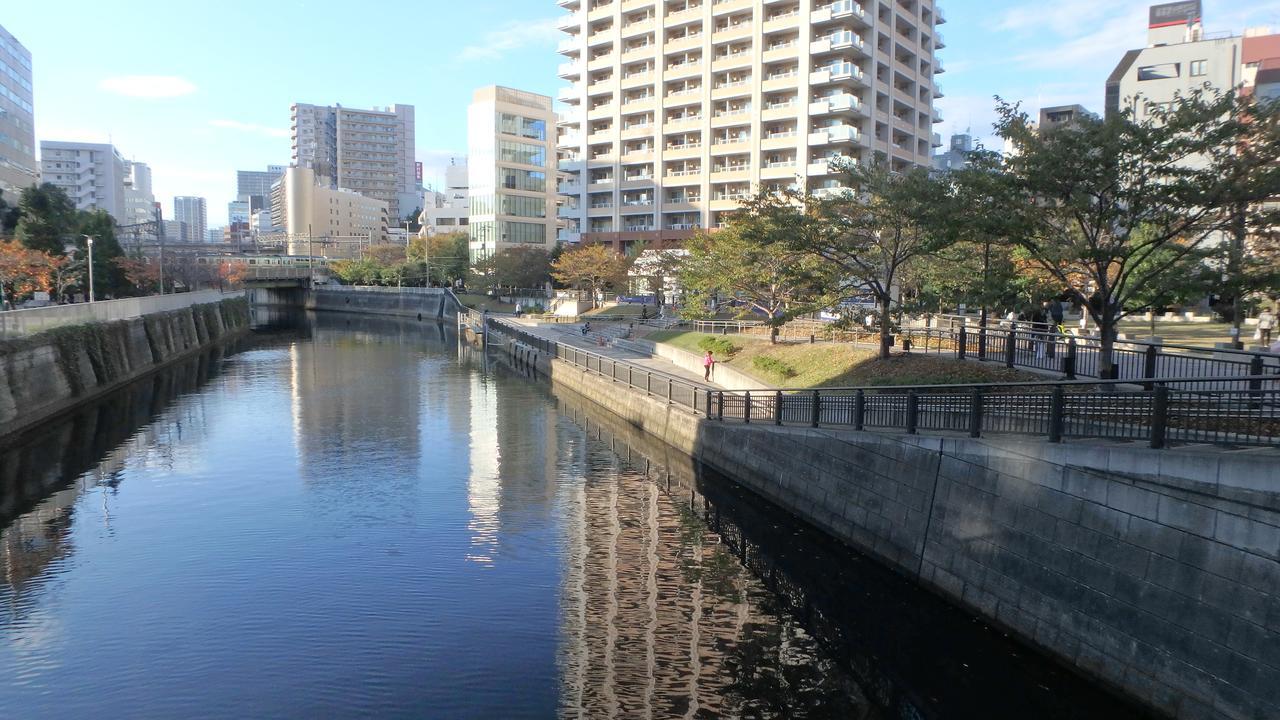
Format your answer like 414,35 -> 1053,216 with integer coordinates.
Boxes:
0,313 -> 1147,719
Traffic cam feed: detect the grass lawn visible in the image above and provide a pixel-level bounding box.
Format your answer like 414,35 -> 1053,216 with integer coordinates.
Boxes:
645,330 -> 1044,388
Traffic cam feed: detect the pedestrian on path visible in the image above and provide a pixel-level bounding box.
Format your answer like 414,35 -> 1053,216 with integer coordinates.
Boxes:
1258,309 -> 1275,346
703,350 -> 716,381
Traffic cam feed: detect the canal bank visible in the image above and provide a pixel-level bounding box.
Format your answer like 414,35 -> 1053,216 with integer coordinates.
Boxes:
489,323 -> 1279,720
0,295 -> 249,439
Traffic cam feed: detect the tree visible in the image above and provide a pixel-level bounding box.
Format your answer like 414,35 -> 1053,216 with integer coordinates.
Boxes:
628,242 -> 685,307
364,243 -> 407,266
785,163 -> 959,358
679,201 -> 834,342
330,258 -> 383,286
551,243 -> 628,308
0,190 -> 20,235
408,231 -> 469,286
15,184 -> 77,254
494,246 -> 553,290
0,239 -> 54,308
114,256 -> 160,295
981,89 -> 1280,375
75,210 -> 127,299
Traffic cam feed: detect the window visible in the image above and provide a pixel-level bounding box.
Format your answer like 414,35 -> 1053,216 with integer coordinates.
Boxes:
498,140 -> 546,167
497,194 -> 547,218
1190,60 -> 1206,77
498,113 -> 547,141
499,168 -> 547,192
1137,63 -> 1180,81
501,220 -> 548,244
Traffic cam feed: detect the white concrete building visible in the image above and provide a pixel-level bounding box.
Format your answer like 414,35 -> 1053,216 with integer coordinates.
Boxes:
291,102 -> 418,222
39,141 -> 127,222
270,166 -> 389,258
173,196 -> 207,243
123,161 -> 155,226
467,86 -> 559,261
419,160 -> 470,236
0,24 -> 36,197
555,0 -> 945,251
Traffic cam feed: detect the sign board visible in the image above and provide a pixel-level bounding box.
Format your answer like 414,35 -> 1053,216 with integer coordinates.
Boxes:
1149,1 -> 1200,28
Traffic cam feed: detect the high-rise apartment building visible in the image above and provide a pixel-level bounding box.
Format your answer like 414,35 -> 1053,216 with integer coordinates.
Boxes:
0,24 -> 35,197
39,141 -> 128,222
270,166 -> 389,258
1106,2 -> 1279,121
291,102 -> 417,222
931,132 -> 970,172
123,161 -> 156,226
236,165 -> 287,211
466,87 -> 559,261
173,196 -> 208,243
555,0 -> 945,249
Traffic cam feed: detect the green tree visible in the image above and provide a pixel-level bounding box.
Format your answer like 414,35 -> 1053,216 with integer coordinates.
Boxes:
679,199 -> 834,342
551,243 -> 628,308
408,231 -> 469,286
75,210 -> 128,299
15,183 -> 77,254
980,89 -> 1280,375
0,189 -> 21,235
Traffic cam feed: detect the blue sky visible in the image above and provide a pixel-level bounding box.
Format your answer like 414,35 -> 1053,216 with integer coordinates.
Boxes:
5,0 -> 1279,225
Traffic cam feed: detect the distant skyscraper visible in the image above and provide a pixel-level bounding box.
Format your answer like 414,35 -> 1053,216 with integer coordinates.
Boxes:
467,87 -> 558,261
123,161 -> 156,226
39,141 -> 127,222
236,165 -> 286,211
291,102 -> 417,221
0,24 -> 36,197
173,196 -> 207,243
932,133 -> 973,172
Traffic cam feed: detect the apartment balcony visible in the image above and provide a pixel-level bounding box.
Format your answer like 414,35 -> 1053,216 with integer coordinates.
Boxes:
558,61 -> 584,79
560,132 -> 585,147
712,50 -> 754,72
664,167 -> 703,182
587,177 -> 616,191
665,222 -> 702,231
587,204 -> 615,217
558,158 -> 586,172
810,32 -> 866,56
933,132 -> 943,148
809,93 -> 862,115
935,31 -> 945,48
559,229 -> 582,243
620,17 -> 655,39
664,33 -> 704,53
711,109 -> 751,127
620,122 -> 654,138
620,174 -> 656,187
587,2 -> 614,20
622,148 -> 655,161
558,204 -> 582,219
620,200 -> 655,212
761,72 -> 799,91
812,186 -> 853,199
558,0 -> 579,7
711,21 -> 753,43
710,196 -> 748,211
587,30 -> 614,48
806,154 -> 853,176
811,0 -> 869,27
586,129 -> 612,144
809,63 -> 866,86
558,85 -> 583,103
558,180 -> 583,194
557,12 -> 583,31
711,0 -> 753,15
664,142 -> 703,158
621,95 -> 656,112
760,162 -> 798,179
666,6 -> 702,25
622,43 -> 657,60
763,11 -> 801,33
761,43 -> 801,63
808,124 -> 860,145
712,80 -> 751,100
663,200 -> 702,213
620,72 -> 654,89
665,114 -> 703,128
587,103 -> 615,120
761,102 -> 799,121
665,61 -> 703,80
760,131 -> 798,148
587,53 -> 615,71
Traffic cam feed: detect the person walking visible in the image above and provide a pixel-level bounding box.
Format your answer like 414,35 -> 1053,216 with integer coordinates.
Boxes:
703,350 -> 716,381
1258,308 -> 1275,346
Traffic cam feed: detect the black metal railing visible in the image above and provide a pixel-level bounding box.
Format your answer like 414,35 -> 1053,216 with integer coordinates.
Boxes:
486,318 -> 1279,449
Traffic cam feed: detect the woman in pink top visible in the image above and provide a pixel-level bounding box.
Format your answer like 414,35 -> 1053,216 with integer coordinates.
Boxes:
703,351 -> 715,381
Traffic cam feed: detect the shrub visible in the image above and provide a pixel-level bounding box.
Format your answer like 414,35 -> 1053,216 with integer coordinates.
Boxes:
696,336 -> 740,356
752,355 -> 797,378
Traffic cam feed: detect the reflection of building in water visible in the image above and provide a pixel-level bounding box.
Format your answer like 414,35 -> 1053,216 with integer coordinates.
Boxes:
466,373 -> 500,564
559,468 -> 751,719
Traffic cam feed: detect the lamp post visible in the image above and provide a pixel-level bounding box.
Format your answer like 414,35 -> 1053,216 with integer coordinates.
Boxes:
82,235 -> 96,303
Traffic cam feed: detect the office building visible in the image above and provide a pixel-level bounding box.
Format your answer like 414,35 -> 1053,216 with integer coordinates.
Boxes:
0,24 -> 35,196
291,102 -> 418,221
39,141 -> 127,222
123,161 -> 156,226
161,219 -> 187,243
555,0 -> 945,250
173,196 -> 208,243
419,160 -> 470,236
1106,2 -> 1279,120
236,165 -> 287,211
207,227 -> 224,244
1038,104 -> 1096,130
226,198 -> 251,246
270,166 -> 389,258
466,86 -> 558,261
931,132 -> 970,172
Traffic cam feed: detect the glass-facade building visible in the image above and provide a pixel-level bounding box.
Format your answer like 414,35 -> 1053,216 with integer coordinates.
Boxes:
467,87 -> 558,262
0,24 -> 35,196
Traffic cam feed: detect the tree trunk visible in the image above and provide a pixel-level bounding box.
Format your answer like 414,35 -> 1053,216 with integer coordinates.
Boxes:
879,298 -> 892,360
1098,308 -> 1119,381
770,325 -> 779,345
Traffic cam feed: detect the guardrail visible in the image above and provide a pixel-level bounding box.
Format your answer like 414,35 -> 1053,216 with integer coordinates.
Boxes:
323,285 -> 445,295
486,318 -> 1279,450
0,289 -> 244,338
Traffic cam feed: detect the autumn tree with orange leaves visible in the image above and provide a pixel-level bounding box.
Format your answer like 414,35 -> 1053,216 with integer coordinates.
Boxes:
0,239 -> 55,308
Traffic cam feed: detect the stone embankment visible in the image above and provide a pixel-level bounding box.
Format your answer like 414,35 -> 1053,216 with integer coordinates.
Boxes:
490,328 -> 1278,720
0,297 -> 249,439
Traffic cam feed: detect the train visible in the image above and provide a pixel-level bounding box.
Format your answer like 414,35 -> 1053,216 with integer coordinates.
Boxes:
193,254 -> 331,269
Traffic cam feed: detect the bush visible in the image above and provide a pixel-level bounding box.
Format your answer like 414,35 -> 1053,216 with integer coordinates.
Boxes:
697,336 -> 740,356
752,355 -> 797,378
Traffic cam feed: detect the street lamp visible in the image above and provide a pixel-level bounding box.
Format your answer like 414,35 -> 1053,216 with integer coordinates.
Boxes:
82,235 -> 96,303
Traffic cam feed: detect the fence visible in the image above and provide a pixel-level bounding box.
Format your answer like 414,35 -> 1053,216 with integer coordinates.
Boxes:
486,318 -> 1279,450
0,289 -> 244,338
324,285 -> 444,295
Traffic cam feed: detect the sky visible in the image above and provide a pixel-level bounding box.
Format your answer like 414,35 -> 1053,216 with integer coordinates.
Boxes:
4,0 -> 1280,227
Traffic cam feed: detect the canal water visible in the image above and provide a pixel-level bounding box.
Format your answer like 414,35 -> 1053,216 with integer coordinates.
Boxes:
0,313 -> 1146,719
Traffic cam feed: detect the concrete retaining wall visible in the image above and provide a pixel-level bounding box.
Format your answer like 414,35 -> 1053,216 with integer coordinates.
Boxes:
618,337 -> 772,390
537,353 -> 1279,720
0,289 -> 243,338
0,297 -> 249,439
304,287 -> 458,321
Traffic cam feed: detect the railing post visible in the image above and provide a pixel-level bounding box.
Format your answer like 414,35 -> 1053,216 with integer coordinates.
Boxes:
706,389 -> 713,419
906,391 -> 919,434
958,325 -> 967,360
1005,324 -> 1017,369
1142,345 -> 1158,391
978,325 -> 988,360
1048,386 -> 1065,443
1150,385 -> 1169,449
646,371 -> 652,395
743,391 -> 752,424
667,377 -> 673,403
717,391 -> 724,421
969,388 -> 983,438
811,390 -> 821,427
774,391 -> 784,425
1249,355 -> 1264,410
854,389 -> 865,431
1064,337 -> 1077,380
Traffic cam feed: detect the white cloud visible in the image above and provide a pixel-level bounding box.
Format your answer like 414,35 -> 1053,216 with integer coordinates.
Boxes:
98,75 -> 197,98
209,119 -> 290,138
458,17 -> 561,61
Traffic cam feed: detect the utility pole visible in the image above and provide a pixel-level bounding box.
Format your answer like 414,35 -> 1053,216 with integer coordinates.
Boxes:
156,205 -> 166,294
83,235 -> 96,303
